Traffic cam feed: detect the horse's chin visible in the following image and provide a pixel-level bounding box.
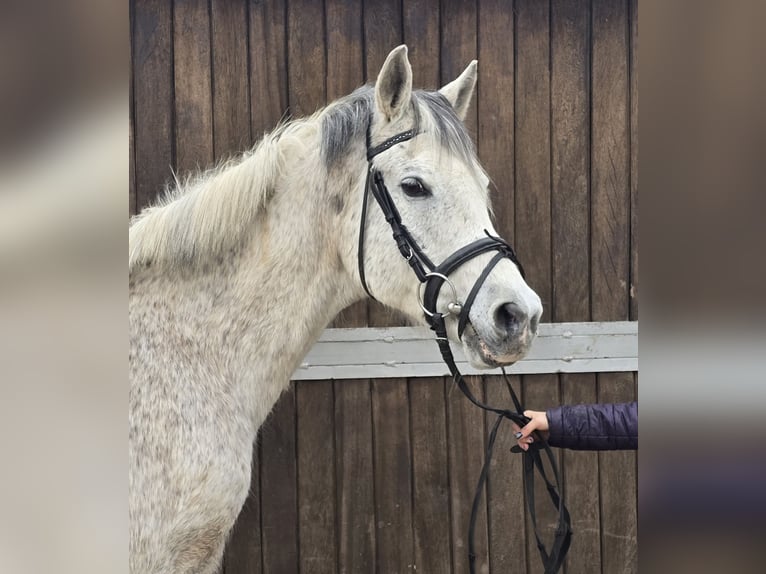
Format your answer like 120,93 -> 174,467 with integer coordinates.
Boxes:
460,324 -> 530,369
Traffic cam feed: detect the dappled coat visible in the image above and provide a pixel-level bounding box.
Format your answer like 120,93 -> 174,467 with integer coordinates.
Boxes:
546,402 -> 638,450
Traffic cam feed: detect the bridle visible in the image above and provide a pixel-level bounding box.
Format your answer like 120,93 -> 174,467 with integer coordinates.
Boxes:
358,127 -> 572,574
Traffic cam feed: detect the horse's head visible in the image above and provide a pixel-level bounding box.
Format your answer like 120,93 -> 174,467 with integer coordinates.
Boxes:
334,46 -> 542,368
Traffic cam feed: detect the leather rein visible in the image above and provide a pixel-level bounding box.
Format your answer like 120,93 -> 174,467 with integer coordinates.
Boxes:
357,127 -> 572,574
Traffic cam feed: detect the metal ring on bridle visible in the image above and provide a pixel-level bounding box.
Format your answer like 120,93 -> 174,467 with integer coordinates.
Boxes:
417,272 -> 462,318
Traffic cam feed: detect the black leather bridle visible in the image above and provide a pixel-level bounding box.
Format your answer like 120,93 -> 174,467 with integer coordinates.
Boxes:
358,127 -> 572,574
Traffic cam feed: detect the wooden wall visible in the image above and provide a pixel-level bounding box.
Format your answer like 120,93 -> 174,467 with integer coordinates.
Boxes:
130,1 -> 638,572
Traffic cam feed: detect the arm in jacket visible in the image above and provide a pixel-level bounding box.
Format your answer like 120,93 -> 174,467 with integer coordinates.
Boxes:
545,401 -> 638,450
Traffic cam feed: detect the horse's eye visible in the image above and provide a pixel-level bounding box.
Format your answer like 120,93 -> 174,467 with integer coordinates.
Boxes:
401,178 -> 431,198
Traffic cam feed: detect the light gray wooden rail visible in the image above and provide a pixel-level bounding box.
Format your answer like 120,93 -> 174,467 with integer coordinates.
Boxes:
293,321 -> 638,380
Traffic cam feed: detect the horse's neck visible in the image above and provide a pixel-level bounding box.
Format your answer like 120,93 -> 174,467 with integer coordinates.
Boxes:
155,146 -> 360,425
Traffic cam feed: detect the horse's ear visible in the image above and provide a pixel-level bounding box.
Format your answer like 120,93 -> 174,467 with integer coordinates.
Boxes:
375,45 -> 413,122
439,60 -> 478,121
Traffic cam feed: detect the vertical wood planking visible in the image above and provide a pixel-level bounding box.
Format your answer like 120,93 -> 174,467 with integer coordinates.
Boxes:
591,0 -> 629,323
173,0 -> 213,175
629,0 -> 638,321
440,0 -> 478,134
363,0 -> 403,82
592,0 -> 636,572
133,0 -> 174,210
597,372 -> 637,574
447,375 -> 488,574
129,2 -> 136,216
410,377 -> 451,574
260,387 -> 299,573
211,0 -> 251,161
403,0 -> 440,89
335,380 -> 375,574
249,0 -> 288,142
478,0 -> 515,240
485,374 -> 526,574
223,442 -> 262,574
372,380 -> 415,573
550,1 -> 601,571
296,382 -> 338,574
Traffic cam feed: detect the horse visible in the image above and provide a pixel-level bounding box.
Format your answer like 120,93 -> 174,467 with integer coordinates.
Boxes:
129,45 -> 542,574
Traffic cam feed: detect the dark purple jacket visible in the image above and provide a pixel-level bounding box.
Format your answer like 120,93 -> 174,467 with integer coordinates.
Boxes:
546,401 -> 637,450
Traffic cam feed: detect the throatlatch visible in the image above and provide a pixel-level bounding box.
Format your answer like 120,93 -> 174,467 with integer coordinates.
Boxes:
358,127 -> 572,574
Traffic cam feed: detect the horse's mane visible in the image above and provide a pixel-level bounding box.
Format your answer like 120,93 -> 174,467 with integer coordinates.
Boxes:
129,85 -> 482,273
128,120 -> 303,272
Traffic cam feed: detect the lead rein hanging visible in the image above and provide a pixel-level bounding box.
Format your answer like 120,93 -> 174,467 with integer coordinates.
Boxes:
360,127 -> 572,574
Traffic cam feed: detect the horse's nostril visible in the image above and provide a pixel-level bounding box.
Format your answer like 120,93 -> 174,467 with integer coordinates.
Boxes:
494,302 -> 523,335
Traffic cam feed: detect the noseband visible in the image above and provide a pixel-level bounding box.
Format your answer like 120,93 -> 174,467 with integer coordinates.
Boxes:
358,128 -> 572,574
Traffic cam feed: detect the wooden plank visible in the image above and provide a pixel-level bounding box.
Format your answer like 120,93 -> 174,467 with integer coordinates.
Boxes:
592,1 -> 635,572
597,372 -> 638,574
223,441 -> 262,574
410,377 -> 451,574
293,357 -> 639,381
629,0 -> 638,321
363,0 -> 403,82
296,381 -> 337,574
287,0 -> 326,118
551,0 -> 590,324
591,0 -> 630,324
478,0 -> 515,241
249,0 -> 288,140
312,321 -> 637,342
335,380 -> 375,574
402,0 -> 440,89
173,0 -> 213,175
372,378 -> 415,573
129,2 -> 136,217
132,0 -> 174,210
447,375 -> 488,574
515,0 -> 552,316
259,386 -> 299,573
291,322 -> 638,377
550,2 -> 601,572
301,332 -> 637,367
440,0 -> 478,134
485,374 -> 527,574
211,0 -> 251,161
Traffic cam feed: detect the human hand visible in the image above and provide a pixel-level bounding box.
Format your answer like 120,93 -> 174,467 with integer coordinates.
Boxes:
511,410 -> 550,451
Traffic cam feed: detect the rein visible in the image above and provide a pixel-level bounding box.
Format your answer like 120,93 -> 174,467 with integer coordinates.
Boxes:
358,128 -> 572,574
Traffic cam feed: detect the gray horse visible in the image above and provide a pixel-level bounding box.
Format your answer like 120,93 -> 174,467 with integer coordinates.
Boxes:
129,45 -> 541,573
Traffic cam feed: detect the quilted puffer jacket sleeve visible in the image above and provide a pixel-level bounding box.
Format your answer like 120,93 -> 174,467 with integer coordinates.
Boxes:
545,402 -> 638,450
